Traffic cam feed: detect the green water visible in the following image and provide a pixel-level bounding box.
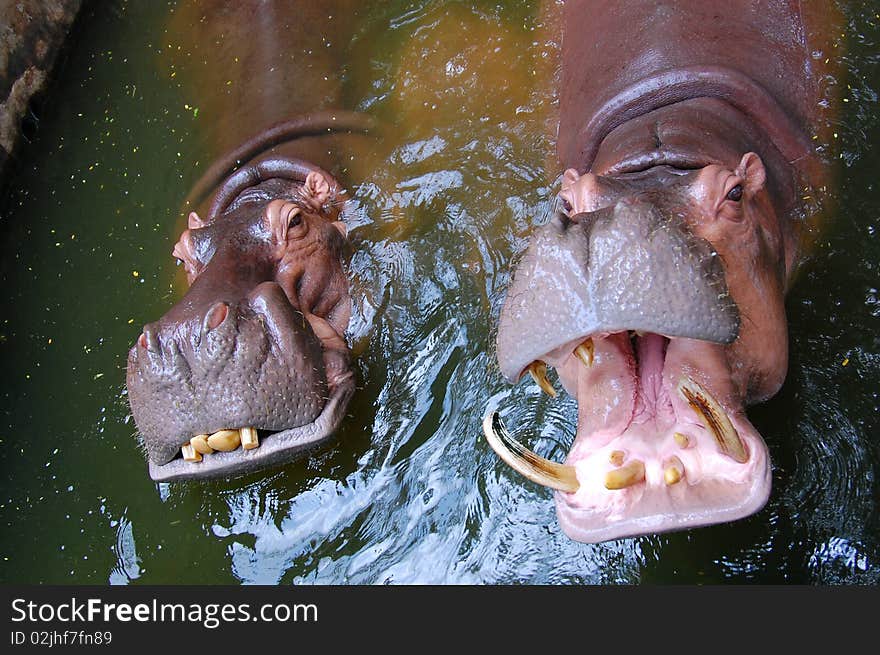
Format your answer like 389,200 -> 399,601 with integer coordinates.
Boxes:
0,0 -> 877,584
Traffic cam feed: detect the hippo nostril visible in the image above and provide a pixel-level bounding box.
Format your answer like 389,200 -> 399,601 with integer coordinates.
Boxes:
141,327 -> 160,352
204,302 -> 229,332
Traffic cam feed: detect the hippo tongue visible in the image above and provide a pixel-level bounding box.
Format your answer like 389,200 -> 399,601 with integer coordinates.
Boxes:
549,332 -> 771,543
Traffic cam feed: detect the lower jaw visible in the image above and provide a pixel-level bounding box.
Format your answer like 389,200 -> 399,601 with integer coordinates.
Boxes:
551,333 -> 772,543
554,417 -> 771,543
555,466 -> 771,543
147,379 -> 355,483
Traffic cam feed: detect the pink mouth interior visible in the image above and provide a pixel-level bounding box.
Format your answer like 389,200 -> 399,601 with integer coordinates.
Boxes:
543,332 -> 771,543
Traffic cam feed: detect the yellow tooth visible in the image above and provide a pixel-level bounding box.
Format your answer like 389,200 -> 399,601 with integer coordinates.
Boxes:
574,339 -> 594,367
181,443 -> 202,462
482,412 -> 579,493
673,432 -> 690,448
527,361 -> 557,397
240,427 -> 259,450
664,456 -> 684,485
206,429 -> 241,452
190,434 -> 213,455
604,460 -> 645,490
609,450 -> 625,467
678,378 -> 748,463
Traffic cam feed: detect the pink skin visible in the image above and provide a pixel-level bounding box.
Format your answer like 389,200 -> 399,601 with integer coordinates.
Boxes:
301,169 -> 333,213
547,152 -> 784,542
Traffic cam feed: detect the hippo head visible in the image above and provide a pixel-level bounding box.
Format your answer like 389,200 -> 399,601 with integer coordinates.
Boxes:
487,122 -> 797,541
126,158 -> 354,482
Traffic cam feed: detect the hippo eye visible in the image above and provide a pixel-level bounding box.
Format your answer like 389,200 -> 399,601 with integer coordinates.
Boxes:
288,212 -> 302,228
726,184 -> 743,202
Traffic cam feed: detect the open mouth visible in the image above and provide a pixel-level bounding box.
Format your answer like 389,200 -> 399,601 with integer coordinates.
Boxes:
484,330 -> 771,543
147,380 -> 354,483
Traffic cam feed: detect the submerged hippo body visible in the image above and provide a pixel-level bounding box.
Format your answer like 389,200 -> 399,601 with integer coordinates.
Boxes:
126,1 -> 370,482
486,1 -> 838,542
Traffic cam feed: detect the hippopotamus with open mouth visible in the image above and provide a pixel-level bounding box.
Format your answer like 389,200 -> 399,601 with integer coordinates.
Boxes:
484,0 -> 838,542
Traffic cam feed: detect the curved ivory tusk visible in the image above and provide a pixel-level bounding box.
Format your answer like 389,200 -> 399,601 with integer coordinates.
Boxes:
482,411 -> 579,493
574,338 -> 594,367
677,378 -> 748,463
527,361 -> 557,397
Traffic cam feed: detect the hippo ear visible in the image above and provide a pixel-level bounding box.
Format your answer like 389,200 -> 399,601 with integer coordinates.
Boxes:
736,152 -> 766,196
558,168 -> 580,215
188,211 -> 205,229
172,229 -> 203,284
302,171 -> 332,213
559,169 -> 605,216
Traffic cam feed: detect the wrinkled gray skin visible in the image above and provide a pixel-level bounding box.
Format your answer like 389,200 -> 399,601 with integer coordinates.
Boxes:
497,178 -> 739,383
127,173 -> 353,482
131,280 -> 327,462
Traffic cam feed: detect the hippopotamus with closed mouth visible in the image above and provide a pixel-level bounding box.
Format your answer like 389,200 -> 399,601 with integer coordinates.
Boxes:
127,132 -> 366,482
124,0 -> 378,482
484,0 -> 838,542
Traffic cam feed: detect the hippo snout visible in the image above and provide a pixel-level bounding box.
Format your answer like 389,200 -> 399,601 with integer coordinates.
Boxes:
127,281 -> 328,473
496,196 -> 740,383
